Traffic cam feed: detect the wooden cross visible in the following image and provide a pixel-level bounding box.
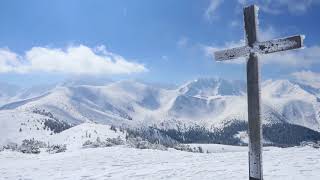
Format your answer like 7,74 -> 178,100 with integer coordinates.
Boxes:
214,5 -> 304,180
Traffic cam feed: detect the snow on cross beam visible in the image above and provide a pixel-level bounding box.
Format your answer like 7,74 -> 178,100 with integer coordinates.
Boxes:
214,35 -> 304,61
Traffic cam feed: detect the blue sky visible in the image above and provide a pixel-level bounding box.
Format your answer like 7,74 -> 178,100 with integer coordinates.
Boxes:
0,0 -> 320,87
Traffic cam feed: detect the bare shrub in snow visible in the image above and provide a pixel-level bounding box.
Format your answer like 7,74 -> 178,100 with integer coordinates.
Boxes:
135,140 -> 152,149
82,136 -> 124,148
18,139 -> 47,154
107,136 -> 124,145
127,137 -> 167,151
0,140 -> 67,154
82,139 -> 103,148
173,144 -> 194,152
173,144 -> 204,153
47,144 -> 67,154
110,125 -> 117,132
198,146 -> 204,153
2,142 -> 19,151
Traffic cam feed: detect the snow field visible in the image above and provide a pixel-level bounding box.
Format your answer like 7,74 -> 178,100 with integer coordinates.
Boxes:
0,145 -> 319,180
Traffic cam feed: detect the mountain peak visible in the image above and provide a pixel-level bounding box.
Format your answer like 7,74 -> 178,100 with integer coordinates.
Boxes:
179,78 -> 245,97
263,79 -> 304,98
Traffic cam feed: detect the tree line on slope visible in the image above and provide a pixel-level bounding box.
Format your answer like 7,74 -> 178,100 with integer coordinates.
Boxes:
129,120 -> 320,147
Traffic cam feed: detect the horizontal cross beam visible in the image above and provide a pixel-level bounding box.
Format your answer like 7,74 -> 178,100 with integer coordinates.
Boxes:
214,35 -> 304,61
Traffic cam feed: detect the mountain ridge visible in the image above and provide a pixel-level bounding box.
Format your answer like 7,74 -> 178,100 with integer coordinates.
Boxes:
1,77 -> 320,146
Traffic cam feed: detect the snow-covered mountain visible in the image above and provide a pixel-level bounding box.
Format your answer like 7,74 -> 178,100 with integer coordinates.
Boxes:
0,80 -> 176,126
1,77 -> 320,146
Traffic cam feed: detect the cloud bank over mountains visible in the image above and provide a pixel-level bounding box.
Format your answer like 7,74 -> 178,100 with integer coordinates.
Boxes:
292,70 -> 320,88
0,45 -> 147,75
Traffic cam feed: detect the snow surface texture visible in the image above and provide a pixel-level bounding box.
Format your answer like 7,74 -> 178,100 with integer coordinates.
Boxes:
0,145 -> 319,180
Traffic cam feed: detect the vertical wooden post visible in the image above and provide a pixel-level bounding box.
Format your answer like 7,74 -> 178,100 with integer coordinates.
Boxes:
247,53 -> 262,180
244,5 -> 263,180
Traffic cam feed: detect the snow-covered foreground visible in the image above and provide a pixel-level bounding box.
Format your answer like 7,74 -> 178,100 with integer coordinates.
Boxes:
0,145 -> 319,180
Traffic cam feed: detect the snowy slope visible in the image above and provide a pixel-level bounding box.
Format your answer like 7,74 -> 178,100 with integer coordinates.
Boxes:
0,109 -> 59,146
0,110 -> 126,148
262,79 -> 320,130
49,123 -> 126,150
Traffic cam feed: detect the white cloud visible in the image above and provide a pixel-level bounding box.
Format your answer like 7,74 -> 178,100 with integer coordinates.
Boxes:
237,0 -> 320,14
177,37 -> 189,48
230,20 -> 240,27
161,55 -> 169,61
291,70 -> 320,88
0,48 -> 23,73
204,0 -> 224,21
259,26 -> 279,41
0,45 -> 147,75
